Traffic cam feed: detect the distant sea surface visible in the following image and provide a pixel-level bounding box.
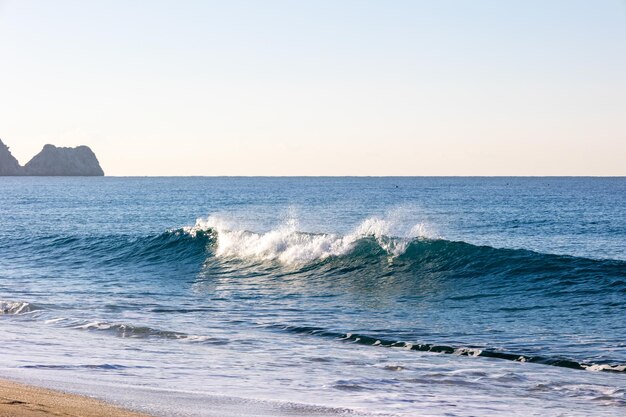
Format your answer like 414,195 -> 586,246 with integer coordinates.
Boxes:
1,177 -> 624,416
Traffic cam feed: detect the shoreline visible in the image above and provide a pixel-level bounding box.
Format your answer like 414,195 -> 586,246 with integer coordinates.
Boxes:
0,379 -> 150,417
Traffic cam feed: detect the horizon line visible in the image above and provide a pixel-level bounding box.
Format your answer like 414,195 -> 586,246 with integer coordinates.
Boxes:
2,175 -> 624,178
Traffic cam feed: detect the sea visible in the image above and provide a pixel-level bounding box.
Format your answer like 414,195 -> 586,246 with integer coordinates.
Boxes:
0,177 -> 624,417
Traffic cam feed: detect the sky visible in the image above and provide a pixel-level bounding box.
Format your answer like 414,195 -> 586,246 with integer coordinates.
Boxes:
0,0 -> 624,176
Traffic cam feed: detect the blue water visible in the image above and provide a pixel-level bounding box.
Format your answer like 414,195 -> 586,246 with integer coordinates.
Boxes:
0,177 -> 624,416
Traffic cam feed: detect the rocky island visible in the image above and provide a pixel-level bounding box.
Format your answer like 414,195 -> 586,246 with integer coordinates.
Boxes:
0,139 -> 104,176
0,139 -> 22,175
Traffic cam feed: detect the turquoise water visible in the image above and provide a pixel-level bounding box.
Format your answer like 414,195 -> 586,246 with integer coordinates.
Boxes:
0,177 -> 624,416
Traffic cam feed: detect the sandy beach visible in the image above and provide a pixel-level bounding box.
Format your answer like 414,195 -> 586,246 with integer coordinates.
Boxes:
0,379 -> 149,417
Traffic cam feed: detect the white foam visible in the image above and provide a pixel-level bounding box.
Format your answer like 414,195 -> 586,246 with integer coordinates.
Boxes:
453,348 -> 483,357
44,317 -> 67,324
186,214 -> 434,265
178,335 -> 213,343
583,363 -> 626,372
0,301 -> 36,315
74,321 -> 112,330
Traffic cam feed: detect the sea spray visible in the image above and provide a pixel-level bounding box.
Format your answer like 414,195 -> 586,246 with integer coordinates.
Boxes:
186,214 -> 434,264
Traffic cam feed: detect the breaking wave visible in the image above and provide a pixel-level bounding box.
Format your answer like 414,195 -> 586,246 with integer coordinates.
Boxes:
0,301 -> 41,315
7,214 -> 625,284
185,215 -> 434,264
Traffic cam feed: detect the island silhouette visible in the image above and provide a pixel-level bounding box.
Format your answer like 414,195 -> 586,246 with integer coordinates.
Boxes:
0,139 -> 104,176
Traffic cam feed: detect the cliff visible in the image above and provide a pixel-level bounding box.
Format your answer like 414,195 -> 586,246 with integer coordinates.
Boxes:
0,140 -> 104,176
0,140 -> 23,175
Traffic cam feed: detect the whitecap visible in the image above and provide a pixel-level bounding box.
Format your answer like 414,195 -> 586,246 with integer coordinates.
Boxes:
186,214 -> 434,265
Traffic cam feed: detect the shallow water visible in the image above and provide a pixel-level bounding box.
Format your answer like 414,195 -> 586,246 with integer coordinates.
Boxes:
1,177 -> 624,416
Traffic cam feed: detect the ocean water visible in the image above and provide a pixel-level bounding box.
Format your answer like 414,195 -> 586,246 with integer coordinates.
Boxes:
0,177 -> 624,416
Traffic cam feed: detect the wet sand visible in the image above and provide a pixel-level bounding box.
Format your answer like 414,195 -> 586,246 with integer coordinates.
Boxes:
0,379 -> 150,417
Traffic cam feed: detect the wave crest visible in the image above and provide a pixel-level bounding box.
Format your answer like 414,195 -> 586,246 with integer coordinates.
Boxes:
186,215 -> 433,264
0,300 -> 40,315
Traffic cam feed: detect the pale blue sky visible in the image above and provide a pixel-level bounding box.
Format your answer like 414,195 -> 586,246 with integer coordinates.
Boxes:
0,0 -> 624,175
